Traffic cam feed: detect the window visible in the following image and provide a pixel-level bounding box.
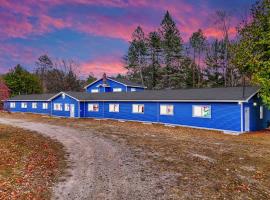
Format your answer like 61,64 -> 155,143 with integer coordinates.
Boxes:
53,103 -> 62,111
10,102 -> 16,108
109,104 -> 119,112
132,104 -> 144,113
88,103 -> 99,112
91,89 -> 99,93
131,88 -> 136,92
21,102 -> 27,108
192,105 -> 211,118
160,105 -> 174,115
64,104 -> 70,111
260,106 -> 264,119
113,88 -> 122,92
42,103 -> 48,109
32,102 -> 37,109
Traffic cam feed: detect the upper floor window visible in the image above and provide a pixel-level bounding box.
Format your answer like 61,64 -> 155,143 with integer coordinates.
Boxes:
109,104 -> 119,112
160,105 -> 174,115
21,102 -> 27,108
10,102 -> 16,108
65,104 -> 70,111
113,88 -> 122,92
132,104 -> 144,114
131,88 -> 136,92
53,103 -> 62,111
88,103 -> 99,112
192,105 -> 211,118
42,103 -> 48,109
91,89 -> 99,93
32,102 -> 37,109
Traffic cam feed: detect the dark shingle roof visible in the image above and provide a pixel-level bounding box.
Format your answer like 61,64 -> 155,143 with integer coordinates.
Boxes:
108,77 -> 145,88
7,87 -> 260,102
65,86 -> 259,102
7,93 -> 56,101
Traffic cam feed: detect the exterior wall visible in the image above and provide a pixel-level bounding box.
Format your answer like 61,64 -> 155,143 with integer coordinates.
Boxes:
86,79 -> 127,93
51,95 -> 79,118
82,101 -> 242,132
4,101 -> 51,115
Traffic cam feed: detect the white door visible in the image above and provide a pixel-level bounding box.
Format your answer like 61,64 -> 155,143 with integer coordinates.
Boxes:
244,107 -> 250,132
70,104 -> 75,118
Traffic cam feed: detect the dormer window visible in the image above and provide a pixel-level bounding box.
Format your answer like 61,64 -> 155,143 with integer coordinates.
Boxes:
113,88 -> 122,92
91,89 -> 99,93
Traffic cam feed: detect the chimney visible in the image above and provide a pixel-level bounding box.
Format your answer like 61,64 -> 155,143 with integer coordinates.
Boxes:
102,73 -> 107,84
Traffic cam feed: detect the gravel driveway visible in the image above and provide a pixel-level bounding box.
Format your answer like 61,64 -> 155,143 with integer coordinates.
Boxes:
0,118 -> 157,200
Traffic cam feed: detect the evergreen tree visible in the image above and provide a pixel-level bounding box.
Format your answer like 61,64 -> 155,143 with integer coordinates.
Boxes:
159,11 -> 183,88
4,64 -> 42,96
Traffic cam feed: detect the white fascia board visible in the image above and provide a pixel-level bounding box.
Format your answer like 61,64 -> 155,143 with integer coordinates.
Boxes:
107,78 -> 145,88
48,92 -> 80,101
245,89 -> 260,102
83,78 -> 102,89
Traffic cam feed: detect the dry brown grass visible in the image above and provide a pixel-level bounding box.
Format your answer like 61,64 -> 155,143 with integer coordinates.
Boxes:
1,112 -> 270,199
0,122 -> 66,200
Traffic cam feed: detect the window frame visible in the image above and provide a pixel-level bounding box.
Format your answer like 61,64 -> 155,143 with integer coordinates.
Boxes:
64,103 -> 70,111
160,104 -> 174,115
32,102 -> 37,109
53,103 -> 62,111
192,105 -> 211,118
88,103 -> 99,112
10,102 -> 16,108
42,103 -> 48,109
109,104 -> 119,112
132,104 -> 144,114
91,89 -> 99,93
131,88 -> 136,92
113,88 -> 122,92
21,102 -> 27,109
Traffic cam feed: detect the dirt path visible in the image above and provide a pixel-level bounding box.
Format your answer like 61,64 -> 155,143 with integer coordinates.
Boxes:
0,118 -> 157,200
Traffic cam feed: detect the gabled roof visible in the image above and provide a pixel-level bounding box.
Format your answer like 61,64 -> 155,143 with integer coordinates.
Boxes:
7,93 -> 56,101
6,87 -> 260,102
66,86 -> 259,102
83,77 -> 145,89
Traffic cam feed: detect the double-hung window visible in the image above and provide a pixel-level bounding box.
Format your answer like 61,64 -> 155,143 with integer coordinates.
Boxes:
132,104 -> 144,114
109,104 -> 119,112
42,103 -> 48,109
64,104 -> 70,111
192,105 -> 211,118
160,105 -> 174,115
10,102 -> 16,108
53,103 -> 62,111
88,103 -> 99,112
21,102 -> 27,108
32,102 -> 37,109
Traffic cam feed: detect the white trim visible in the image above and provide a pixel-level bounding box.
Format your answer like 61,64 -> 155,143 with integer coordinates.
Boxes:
48,92 -> 80,101
240,103 -> 243,132
245,89 -> 260,102
84,78 -> 103,89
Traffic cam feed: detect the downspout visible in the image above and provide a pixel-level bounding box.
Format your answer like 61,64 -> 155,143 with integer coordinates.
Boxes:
78,101 -> 80,118
240,102 -> 243,132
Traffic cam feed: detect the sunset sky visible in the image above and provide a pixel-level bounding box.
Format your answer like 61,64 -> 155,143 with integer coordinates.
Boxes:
0,0 -> 256,78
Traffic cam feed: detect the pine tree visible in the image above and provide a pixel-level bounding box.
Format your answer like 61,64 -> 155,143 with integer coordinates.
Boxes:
159,11 -> 183,89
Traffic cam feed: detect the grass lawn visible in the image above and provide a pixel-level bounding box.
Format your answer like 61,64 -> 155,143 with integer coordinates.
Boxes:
1,112 -> 270,199
0,123 -> 66,200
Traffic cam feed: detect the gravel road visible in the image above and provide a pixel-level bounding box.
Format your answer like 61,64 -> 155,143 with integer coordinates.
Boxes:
0,118 -> 158,200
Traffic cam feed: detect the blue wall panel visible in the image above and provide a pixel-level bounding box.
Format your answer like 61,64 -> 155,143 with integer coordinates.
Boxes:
51,94 -> 79,117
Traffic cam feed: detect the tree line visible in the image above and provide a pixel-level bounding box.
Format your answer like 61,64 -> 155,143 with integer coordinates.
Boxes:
124,0 -> 269,106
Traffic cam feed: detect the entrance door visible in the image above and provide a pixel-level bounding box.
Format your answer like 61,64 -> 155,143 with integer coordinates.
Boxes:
244,107 -> 250,132
70,104 -> 75,118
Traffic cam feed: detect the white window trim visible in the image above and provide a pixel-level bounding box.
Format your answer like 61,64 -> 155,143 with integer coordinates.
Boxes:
10,102 -> 16,108
91,89 -> 99,93
160,104 -> 174,115
132,104 -> 144,114
64,103 -> 70,111
88,103 -> 99,112
32,102 -> 37,109
53,103 -> 62,111
109,104 -> 119,112
21,102 -> 27,108
42,103 -> 48,109
192,105 -> 211,118
260,106 -> 264,119
113,88 -> 122,92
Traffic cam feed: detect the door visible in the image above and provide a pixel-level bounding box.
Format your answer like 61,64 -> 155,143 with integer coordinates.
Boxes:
244,107 -> 250,132
70,104 -> 75,118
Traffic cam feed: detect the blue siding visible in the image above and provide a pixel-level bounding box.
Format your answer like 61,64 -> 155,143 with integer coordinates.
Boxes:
51,94 -> 79,117
5,101 -> 51,115
86,79 -> 127,93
